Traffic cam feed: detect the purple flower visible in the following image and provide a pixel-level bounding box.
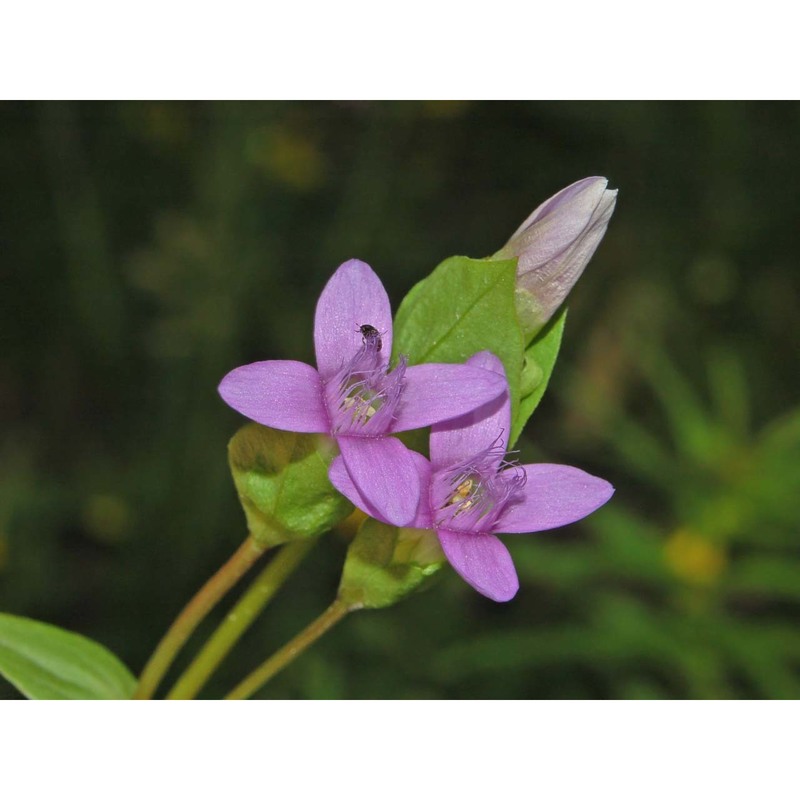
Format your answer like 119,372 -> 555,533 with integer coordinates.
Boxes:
218,260 -> 506,528
330,351 -> 614,601
494,177 -> 617,334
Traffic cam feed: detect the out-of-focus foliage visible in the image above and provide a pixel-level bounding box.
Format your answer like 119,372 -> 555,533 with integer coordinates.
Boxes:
1,101 -> 798,698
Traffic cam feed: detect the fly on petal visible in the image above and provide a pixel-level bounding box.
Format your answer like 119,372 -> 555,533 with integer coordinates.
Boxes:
324,338 -> 408,436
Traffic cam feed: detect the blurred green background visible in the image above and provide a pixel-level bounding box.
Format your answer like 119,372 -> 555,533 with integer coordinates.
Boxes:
2,101 -> 799,699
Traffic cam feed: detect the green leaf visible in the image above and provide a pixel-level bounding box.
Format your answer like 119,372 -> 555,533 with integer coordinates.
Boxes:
510,305 -> 567,445
0,613 -> 136,699
338,518 -> 444,609
228,424 -> 353,547
393,256 -> 525,423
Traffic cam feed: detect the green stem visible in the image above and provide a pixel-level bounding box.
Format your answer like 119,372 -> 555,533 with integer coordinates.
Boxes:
225,599 -> 353,700
166,538 -> 317,700
133,536 -> 267,699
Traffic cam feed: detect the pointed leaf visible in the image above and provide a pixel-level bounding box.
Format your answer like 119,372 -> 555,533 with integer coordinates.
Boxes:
510,305 -> 567,445
0,613 -> 136,700
393,256 -> 525,426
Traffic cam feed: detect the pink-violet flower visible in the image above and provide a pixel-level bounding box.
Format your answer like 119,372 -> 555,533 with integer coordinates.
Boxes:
329,350 -> 614,601
218,260 -> 507,528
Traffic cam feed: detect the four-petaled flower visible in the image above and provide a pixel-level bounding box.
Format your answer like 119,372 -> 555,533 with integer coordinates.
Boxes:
219,260 -> 507,527
330,351 -> 614,601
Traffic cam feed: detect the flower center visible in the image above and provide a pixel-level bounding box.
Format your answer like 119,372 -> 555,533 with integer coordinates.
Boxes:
326,337 -> 406,436
432,443 -> 526,533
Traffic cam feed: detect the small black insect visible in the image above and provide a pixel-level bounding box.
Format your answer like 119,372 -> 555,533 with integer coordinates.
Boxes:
359,324 -> 382,351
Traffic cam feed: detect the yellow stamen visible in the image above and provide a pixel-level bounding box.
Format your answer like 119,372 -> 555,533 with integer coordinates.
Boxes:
446,478 -> 476,514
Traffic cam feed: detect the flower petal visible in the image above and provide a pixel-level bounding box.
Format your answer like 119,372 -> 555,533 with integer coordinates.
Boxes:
437,529 -> 519,602
314,259 -> 393,380
428,352 -> 510,471
336,435 -> 421,527
495,464 -> 614,534
392,362 -> 507,435
329,451 -> 434,529
218,360 -> 329,433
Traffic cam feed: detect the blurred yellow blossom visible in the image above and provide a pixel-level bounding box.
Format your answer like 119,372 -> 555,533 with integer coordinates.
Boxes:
246,125 -> 326,191
82,494 -> 132,544
664,528 -> 727,585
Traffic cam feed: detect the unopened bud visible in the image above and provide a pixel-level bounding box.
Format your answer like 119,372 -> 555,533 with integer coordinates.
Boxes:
494,177 -> 617,338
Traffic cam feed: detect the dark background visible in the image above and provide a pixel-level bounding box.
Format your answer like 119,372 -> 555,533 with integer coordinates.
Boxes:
2,101 -> 799,698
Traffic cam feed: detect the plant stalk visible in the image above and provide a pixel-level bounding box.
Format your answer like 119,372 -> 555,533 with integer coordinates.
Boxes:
133,536 -> 266,699
166,538 -> 317,700
225,598 -> 353,700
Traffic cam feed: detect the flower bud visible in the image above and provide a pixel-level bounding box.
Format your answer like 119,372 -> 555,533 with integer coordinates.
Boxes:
493,177 -> 617,338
